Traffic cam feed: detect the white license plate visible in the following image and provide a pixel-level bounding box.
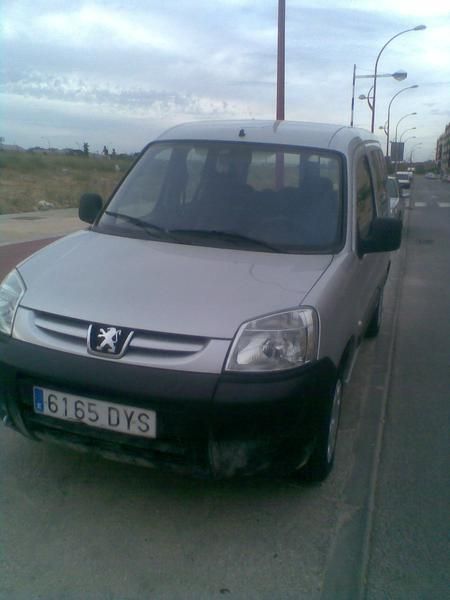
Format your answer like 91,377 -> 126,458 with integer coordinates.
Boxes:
33,386 -> 156,439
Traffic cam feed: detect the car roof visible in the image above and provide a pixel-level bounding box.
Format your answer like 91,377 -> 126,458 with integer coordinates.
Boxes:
155,120 -> 380,154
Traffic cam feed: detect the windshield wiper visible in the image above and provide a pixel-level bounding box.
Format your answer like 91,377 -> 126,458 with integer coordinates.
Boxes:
168,228 -> 283,253
103,211 -> 176,240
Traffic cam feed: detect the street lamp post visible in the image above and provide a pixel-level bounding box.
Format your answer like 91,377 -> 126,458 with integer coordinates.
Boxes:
359,87 -> 374,111
400,127 -> 417,142
386,89 -> 418,156
395,112 -> 417,144
370,25 -> 426,133
409,142 -> 423,164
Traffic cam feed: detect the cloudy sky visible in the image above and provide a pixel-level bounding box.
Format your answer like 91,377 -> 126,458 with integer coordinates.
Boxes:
1,0 -> 449,160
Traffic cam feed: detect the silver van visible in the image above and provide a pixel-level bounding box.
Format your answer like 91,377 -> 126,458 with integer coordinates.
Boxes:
0,121 -> 401,480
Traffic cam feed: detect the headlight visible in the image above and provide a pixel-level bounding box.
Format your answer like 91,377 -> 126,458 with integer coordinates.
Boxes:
0,270 -> 26,336
225,308 -> 318,372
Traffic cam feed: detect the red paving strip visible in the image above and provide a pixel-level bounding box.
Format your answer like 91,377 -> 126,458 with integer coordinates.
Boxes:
0,238 -> 58,279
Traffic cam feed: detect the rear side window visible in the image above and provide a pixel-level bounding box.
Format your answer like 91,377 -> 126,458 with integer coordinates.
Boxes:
369,149 -> 389,217
356,157 -> 375,239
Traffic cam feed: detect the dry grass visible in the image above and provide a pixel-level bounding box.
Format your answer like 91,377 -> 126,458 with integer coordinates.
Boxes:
0,151 -> 134,214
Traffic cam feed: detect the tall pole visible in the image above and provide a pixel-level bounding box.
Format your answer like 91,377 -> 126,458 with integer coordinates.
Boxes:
350,64 -> 356,127
386,87 -> 418,158
275,0 -> 286,190
276,0 -> 285,121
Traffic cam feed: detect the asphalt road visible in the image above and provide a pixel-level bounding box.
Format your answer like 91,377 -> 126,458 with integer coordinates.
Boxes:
0,177 -> 448,599
364,176 -> 450,598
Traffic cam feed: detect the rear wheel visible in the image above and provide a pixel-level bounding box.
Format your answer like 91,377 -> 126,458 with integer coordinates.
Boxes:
300,376 -> 343,482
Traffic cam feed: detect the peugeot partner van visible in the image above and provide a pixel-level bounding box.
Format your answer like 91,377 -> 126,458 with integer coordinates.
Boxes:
0,121 -> 401,481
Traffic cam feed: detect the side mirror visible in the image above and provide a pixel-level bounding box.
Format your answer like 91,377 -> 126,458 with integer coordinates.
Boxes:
79,193 -> 103,224
361,217 -> 402,254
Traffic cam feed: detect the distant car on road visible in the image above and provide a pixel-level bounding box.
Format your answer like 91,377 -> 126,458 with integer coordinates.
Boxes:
387,176 -> 403,220
395,171 -> 411,194
425,172 -> 438,180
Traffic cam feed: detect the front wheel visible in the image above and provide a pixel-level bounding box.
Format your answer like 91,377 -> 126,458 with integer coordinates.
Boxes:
299,377 -> 343,482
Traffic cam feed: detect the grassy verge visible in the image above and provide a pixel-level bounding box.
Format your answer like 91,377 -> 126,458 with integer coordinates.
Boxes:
0,151 -> 134,214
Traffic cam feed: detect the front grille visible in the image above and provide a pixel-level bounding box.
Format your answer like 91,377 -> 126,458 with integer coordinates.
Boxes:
14,307 -> 211,368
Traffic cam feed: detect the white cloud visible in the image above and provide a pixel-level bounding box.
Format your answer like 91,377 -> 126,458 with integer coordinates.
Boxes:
6,5 -> 181,53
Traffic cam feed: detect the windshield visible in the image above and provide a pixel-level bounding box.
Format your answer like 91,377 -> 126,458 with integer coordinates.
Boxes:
96,141 -> 344,254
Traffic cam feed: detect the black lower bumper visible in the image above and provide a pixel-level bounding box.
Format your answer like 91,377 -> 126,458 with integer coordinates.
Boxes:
0,337 -> 336,478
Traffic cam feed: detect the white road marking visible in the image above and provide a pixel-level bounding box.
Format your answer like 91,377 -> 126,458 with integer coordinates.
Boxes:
437,202 -> 450,208
414,202 -> 427,207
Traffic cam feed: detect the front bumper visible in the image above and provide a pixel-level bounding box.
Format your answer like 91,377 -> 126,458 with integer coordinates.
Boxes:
0,336 -> 336,478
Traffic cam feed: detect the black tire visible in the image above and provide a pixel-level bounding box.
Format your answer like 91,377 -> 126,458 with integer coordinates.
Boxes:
299,377 -> 343,482
365,288 -> 384,338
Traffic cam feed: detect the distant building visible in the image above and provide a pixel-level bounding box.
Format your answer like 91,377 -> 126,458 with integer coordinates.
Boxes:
62,148 -> 84,156
0,143 -> 25,153
28,147 -> 65,155
28,146 -> 48,154
436,123 -> 450,176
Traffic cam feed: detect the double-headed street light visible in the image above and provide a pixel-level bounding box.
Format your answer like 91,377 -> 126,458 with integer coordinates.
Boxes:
370,25 -> 426,133
350,69 -> 407,126
386,88 -> 419,156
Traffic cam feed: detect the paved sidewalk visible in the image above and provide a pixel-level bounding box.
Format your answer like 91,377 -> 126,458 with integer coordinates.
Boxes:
0,208 -> 84,246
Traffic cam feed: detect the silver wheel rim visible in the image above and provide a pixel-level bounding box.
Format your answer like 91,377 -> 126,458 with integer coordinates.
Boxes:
327,379 -> 342,464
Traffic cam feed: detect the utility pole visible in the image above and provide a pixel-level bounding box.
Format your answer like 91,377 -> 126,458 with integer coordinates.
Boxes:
276,0 -> 285,120
275,0 -> 286,190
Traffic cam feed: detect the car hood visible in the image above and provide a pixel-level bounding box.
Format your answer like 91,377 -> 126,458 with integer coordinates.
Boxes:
18,231 -> 333,339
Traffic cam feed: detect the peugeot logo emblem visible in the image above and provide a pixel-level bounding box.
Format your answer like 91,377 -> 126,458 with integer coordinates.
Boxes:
87,324 -> 134,358
96,327 -> 122,353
